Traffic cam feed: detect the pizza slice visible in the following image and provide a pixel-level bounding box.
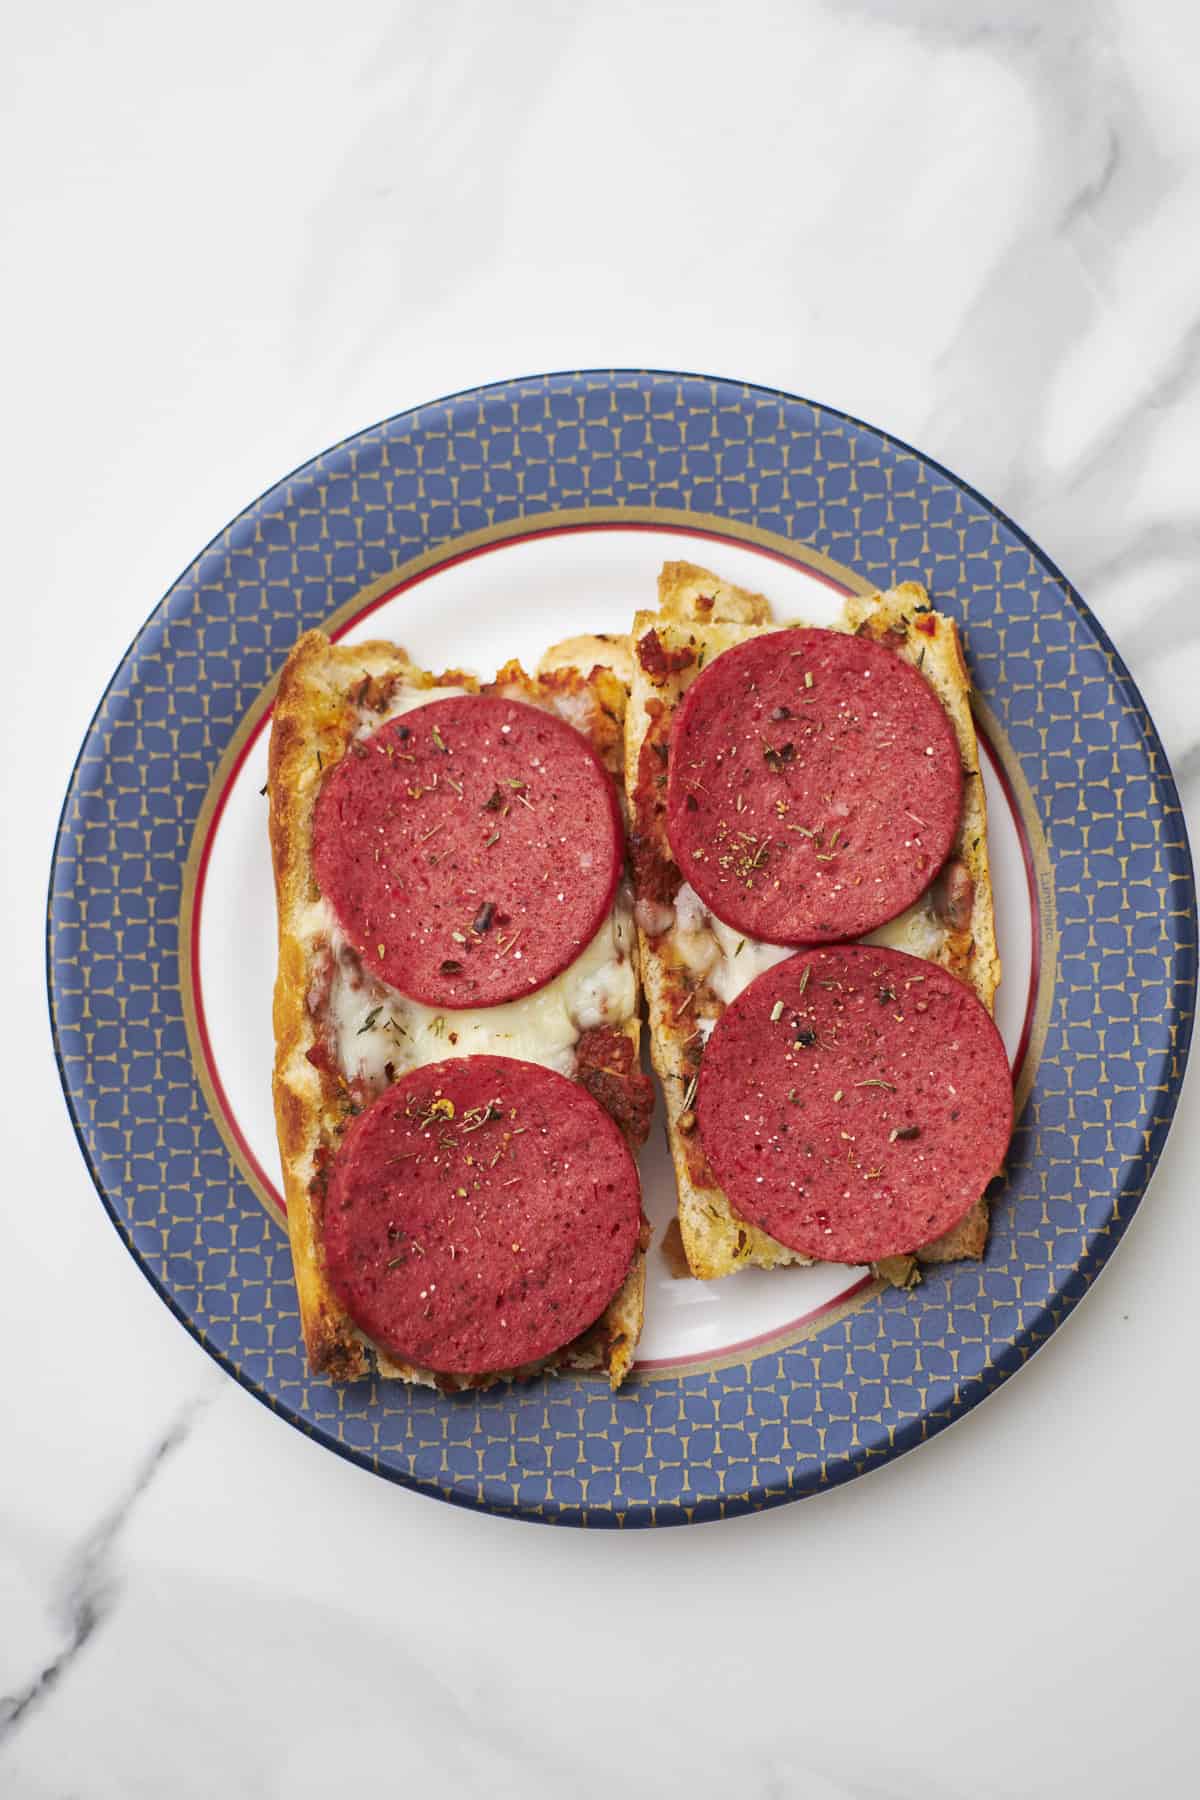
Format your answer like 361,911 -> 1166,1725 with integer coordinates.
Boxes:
626,561 -> 1004,1287
269,631 -> 652,1388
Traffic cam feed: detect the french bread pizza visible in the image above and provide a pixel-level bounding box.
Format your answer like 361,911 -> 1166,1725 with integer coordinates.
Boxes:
269,632 -> 652,1389
625,562 -> 1007,1287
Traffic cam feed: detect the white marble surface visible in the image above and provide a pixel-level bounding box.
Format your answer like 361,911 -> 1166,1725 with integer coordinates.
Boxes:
4,1 -> 1198,1794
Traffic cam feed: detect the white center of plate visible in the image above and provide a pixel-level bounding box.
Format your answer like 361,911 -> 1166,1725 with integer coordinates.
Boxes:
196,527 -> 1033,1369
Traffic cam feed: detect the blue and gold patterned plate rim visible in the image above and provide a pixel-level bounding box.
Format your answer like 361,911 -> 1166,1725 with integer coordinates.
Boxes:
47,370 -> 1196,1525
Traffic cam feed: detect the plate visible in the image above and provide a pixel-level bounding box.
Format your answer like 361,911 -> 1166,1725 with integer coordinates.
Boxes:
48,371 -> 1196,1525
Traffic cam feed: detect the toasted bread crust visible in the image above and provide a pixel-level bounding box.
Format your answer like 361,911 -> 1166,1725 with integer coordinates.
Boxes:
847,583 -> 1000,1016
538,632 -> 635,691
625,566 -> 1003,1286
269,634 -> 648,1387
656,560 -> 773,625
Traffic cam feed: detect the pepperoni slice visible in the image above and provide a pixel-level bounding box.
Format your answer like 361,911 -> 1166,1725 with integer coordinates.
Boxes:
313,696 -> 623,1009
322,1056 -> 642,1373
666,629 -> 963,943
697,945 -> 1012,1263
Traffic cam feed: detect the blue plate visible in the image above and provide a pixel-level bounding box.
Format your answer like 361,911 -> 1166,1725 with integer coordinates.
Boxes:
48,371 -> 1196,1525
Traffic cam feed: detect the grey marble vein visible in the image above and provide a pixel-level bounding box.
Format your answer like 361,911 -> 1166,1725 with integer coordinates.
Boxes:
1059,310 -> 1200,507
1059,122 -> 1121,231
0,1403 -> 203,1744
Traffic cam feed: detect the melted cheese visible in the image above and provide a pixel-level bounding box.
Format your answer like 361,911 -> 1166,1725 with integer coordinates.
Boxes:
671,882 -> 793,1005
355,681 -> 470,737
864,897 -> 945,961
705,910 -> 794,1005
668,881 -> 946,1013
305,894 -> 636,1084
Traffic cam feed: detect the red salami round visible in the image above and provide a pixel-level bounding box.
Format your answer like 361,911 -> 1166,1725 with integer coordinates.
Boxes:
323,1056 -> 642,1373
313,695 -> 622,1009
666,629 -> 963,943
697,945 -> 1012,1263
